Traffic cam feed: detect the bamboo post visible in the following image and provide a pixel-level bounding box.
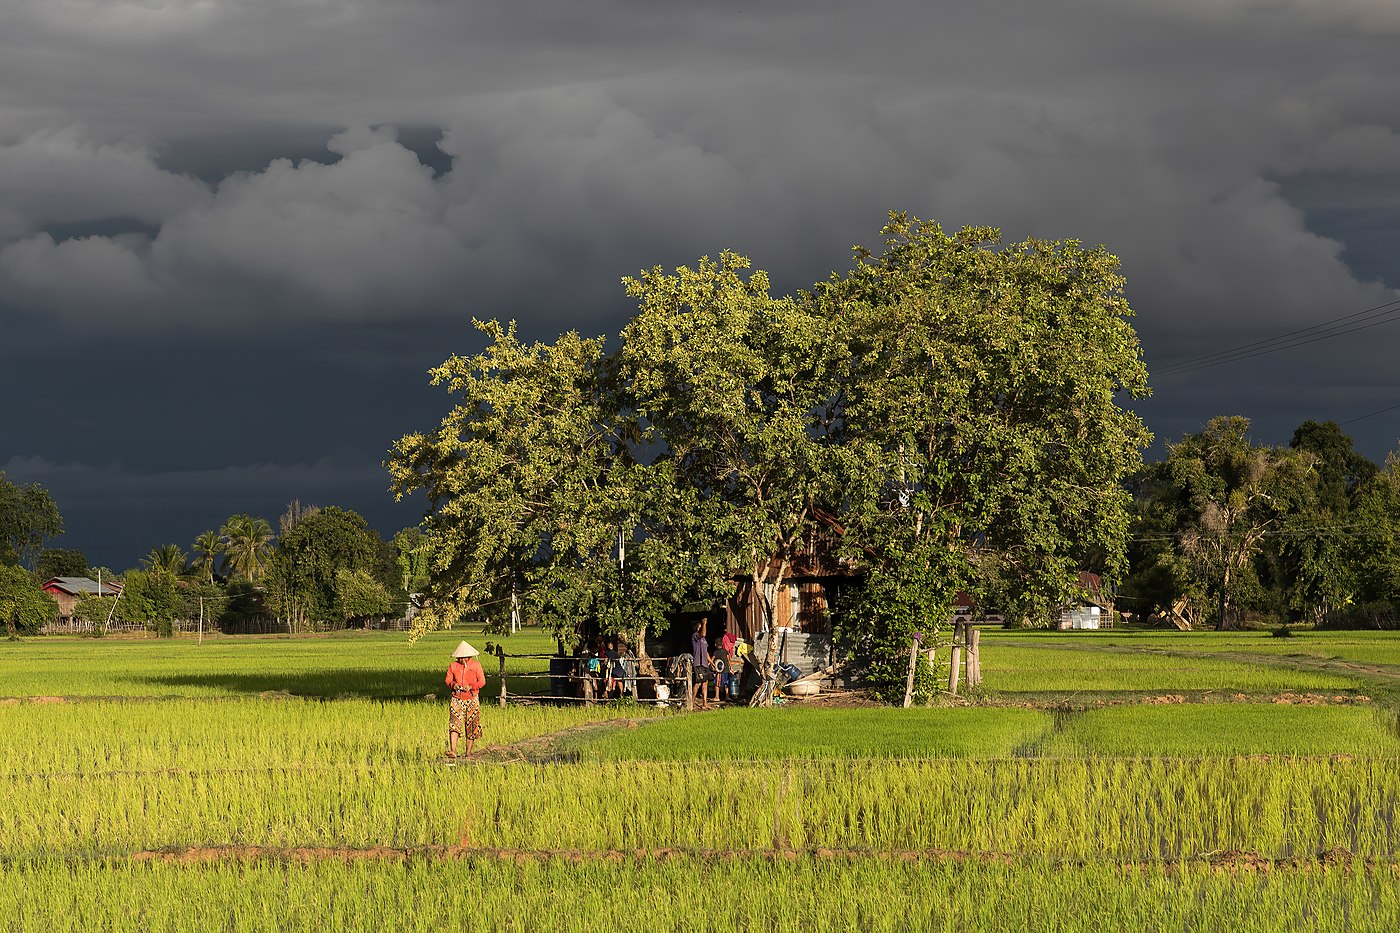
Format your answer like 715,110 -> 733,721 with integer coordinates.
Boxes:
901,637 -> 919,708
497,647 -> 507,708
197,597 -> 204,646
685,663 -> 694,711
948,620 -> 963,697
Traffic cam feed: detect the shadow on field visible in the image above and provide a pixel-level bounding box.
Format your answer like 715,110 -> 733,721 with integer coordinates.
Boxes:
137,670 -> 463,700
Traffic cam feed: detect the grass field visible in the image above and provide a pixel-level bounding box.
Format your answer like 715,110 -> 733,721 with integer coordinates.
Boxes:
4,625 -> 1400,930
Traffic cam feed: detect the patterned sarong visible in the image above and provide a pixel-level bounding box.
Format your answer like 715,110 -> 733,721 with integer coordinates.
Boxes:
449,693 -> 482,740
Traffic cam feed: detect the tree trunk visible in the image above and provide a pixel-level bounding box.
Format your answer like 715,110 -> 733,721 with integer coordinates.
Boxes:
757,561 -> 790,708
1216,565 -> 1230,632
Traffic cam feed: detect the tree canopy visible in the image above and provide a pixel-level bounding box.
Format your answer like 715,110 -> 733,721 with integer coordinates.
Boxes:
0,472 -> 63,570
390,213 -> 1153,696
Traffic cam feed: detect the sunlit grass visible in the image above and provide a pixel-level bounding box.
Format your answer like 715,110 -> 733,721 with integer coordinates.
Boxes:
0,698 -> 663,776
1044,704 -> 1400,757
5,757 -> 1399,861
978,644 -> 1363,694
576,707 -> 1052,760
1,858 -> 1397,933
0,627 -> 560,699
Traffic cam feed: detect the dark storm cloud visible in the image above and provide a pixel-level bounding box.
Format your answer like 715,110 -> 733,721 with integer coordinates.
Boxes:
2,0 -> 1400,564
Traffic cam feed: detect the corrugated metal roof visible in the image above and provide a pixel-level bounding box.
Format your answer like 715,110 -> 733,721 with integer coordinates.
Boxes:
43,577 -> 122,596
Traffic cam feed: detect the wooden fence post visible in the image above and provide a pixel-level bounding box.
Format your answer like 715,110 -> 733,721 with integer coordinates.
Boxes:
948,620 -> 963,698
497,647 -> 507,708
685,663 -> 694,711
968,628 -> 981,687
901,637 -> 920,708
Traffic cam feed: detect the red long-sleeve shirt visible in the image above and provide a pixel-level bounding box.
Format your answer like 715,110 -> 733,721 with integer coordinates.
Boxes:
446,659 -> 485,697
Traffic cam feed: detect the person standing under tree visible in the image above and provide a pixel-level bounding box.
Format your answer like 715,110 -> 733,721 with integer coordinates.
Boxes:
692,617 -> 714,709
445,641 -> 486,761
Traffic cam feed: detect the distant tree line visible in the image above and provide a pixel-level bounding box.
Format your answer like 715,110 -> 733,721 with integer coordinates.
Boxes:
1123,416 -> 1400,631
69,503 -> 431,637
1,466 -> 428,638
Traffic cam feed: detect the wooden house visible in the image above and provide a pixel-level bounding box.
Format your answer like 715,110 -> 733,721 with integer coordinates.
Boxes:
720,551 -> 860,643
41,576 -> 122,619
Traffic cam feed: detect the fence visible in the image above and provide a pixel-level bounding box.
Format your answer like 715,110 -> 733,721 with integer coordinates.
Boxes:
40,614 -> 413,637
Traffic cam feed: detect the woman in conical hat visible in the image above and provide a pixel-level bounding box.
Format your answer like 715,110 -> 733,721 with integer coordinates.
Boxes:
445,640 -> 485,760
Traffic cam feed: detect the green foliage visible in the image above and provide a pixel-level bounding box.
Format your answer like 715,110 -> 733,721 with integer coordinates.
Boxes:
0,564 -> 58,637
191,530 -> 223,583
838,543 -> 948,702
119,569 -> 180,637
390,527 -> 431,595
71,594 -> 116,634
264,506 -> 383,629
142,544 -> 188,578
391,215 -> 1152,695
332,568 -> 393,624
219,514 -> 274,583
1130,416 -> 1317,629
389,321 -> 704,646
34,547 -> 87,580
0,472 -> 63,569
824,216 -> 1151,635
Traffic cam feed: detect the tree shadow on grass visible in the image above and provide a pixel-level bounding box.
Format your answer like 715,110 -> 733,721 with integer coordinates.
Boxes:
137,670 -> 549,701
138,670 -> 446,700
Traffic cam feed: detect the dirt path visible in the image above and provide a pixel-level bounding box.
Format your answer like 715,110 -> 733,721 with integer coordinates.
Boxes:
471,718 -> 645,764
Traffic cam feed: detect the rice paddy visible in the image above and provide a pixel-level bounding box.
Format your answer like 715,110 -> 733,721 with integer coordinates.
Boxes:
4,626 -> 1400,930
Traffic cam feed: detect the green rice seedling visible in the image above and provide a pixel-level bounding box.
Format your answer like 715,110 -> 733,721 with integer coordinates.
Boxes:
1,857 -> 1398,933
5,758 -> 1398,862
575,707 -> 1054,761
0,698 -> 662,776
1044,704 -> 1400,757
979,644 -> 1363,695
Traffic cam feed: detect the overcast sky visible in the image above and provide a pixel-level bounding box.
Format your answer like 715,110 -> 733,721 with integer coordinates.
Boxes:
3,0 -> 1399,568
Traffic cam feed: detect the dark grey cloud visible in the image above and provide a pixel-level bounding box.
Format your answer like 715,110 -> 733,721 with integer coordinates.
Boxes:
2,0 -> 1400,565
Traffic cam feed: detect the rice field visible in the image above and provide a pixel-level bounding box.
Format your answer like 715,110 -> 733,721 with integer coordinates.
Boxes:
4,626 -> 1400,930
2,859 -> 1396,933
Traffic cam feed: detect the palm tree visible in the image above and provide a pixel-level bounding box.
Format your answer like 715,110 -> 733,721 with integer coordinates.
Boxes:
220,514 -> 274,583
192,530 -> 223,583
143,544 -> 188,578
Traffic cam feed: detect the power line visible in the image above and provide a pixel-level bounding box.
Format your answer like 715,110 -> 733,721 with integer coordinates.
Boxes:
1154,295 -> 1400,378
1338,401 -> 1400,426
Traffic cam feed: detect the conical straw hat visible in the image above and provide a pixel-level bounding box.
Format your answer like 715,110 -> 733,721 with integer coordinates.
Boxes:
452,640 -> 479,659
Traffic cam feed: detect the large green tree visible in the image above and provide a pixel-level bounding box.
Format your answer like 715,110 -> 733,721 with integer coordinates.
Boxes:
35,547 -> 88,581
1138,416 -> 1315,630
827,217 -> 1151,625
388,321 -> 697,654
263,506 -> 386,630
0,564 -> 59,637
0,472 -> 64,569
619,252 -> 843,696
390,213 -> 1154,702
